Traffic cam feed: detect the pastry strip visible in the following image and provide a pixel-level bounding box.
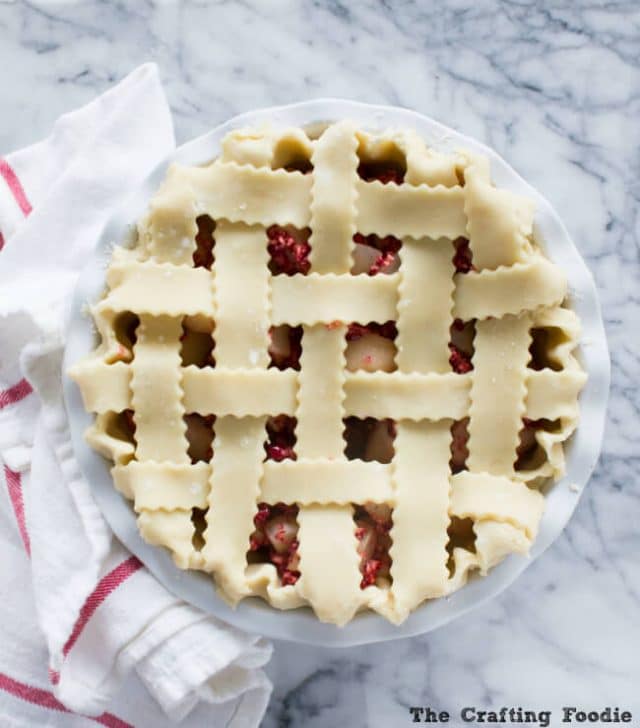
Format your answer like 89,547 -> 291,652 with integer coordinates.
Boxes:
270,273 -> 398,325
130,315 -> 188,463
137,510 -> 196,569
260,460 -> 393,505
295,324 -> 346,459
344,371 -> 469,420
450,471 -> 545,540
464,156 -> 534,270
211,221 -> 270,368
356,179 -> 466,239
113,461 -> 210,511
308,121 -> 358,273
454,257 -> 566,320
296,505 -> 362,626
200,416 -> 266,602
396,237 -> 455,373
391,420 -> 451,616
100,263 -> 214,317
159,161 -> 312,228
182,367 -> 297,416
467,315 -> 531,475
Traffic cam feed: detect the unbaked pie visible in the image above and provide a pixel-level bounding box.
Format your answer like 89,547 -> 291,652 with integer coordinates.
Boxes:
70,121 -> 587,625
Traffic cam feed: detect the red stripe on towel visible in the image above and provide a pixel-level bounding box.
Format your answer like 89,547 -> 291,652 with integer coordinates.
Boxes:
0,672 -> 133,727
0,378 -> 33,409
62,556 -> 143,657
4,466 -> 30,556
0,158 -> 32,215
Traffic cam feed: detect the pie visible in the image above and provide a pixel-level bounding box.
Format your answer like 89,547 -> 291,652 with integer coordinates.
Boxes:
70,121 -> 587,626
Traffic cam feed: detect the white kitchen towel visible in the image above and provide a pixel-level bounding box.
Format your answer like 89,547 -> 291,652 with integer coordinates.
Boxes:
0,63 -> 272,727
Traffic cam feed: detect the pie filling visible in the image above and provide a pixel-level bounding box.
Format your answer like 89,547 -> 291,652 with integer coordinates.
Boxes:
352,233 -> 402,276
248,502 -> 301,586
267,225 -> 310,276
71,121 -> 587,626
268,325 -> 302,370
264,415 -> 297,462
354,503 -> 393,589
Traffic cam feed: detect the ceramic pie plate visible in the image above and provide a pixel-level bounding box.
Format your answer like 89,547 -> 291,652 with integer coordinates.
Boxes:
63,99 -> 610,646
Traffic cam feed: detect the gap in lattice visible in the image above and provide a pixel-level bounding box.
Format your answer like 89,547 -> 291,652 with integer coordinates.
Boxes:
356,138 -> 406,185
180,316 -> 215,368
302,122 -> 329,141
353,502 -> 394,589
247,502 -> 300,587
452,236 -> 473,274
351,232 -> 402,276
345,321 -> 398,373
446,517 -> 477,577
108,311 -> 140,364
106,409 -> 136,445
266,225 -> 311,276
268,325 -> 303,371
271,138 -> 314,174
514,418 -> 561,472
450,417 -> 470,474
449,318 -> 475,374
184,413 -> 215,464
343,417 -> 396,464
193,215 -> 215,269
264,415 -> 297,462
528,327 -> 567,371
191,507 -> 208,551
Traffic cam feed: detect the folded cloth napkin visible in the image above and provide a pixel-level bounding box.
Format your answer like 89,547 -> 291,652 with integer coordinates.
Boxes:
0,63 -> 272,727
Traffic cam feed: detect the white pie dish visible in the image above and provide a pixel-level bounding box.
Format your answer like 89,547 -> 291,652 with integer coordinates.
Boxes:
63,99 -> 609,646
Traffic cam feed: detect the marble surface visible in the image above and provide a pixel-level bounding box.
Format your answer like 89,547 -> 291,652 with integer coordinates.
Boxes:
1,1 -> 638,725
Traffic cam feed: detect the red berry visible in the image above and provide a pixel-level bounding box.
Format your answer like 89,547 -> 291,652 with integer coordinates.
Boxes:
360,559 -> 382,588
281,570 -> 300,586
267,226 -> 310,275
449,344 -> 473,374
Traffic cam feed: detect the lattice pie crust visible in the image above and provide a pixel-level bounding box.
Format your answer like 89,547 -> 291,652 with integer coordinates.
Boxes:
70,121 -> 587,626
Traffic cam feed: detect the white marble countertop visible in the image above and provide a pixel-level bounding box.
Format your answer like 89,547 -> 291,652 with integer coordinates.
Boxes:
1,1 -> 638,725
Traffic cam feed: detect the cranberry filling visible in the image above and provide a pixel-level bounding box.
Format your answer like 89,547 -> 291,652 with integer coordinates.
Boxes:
193,215 -> 215,269
452,237 -> 473,274
449,344 -> 473,374
357,160 -> 405,185
268,325 -> 303,370
267,225 -> 311,275
249,502 -> 300,586
449,318 -> 474,374
265,415 -> 297,462
353,503 -> 393,589
352,233 -> 402,276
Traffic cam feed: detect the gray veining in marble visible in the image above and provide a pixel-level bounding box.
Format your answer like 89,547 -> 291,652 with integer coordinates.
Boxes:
1,1 -> 638,726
